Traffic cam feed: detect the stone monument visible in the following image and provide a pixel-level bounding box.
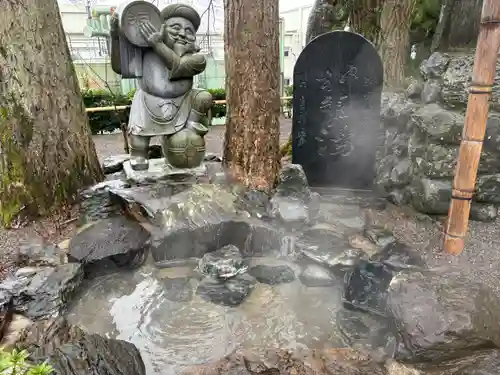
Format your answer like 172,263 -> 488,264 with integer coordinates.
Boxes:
292,31 -> 383,189
108,1 -> 213,177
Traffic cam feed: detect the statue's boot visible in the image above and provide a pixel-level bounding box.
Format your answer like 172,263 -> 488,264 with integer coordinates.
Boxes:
129,134 -> 151,171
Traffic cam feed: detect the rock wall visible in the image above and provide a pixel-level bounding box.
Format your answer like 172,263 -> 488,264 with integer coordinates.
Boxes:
376,52 -> 500,221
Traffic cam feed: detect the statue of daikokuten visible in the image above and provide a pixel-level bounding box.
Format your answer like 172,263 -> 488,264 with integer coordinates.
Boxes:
109,1 -> 213,171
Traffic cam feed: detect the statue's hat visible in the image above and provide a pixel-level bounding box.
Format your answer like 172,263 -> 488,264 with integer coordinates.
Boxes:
161,4 -> 201,32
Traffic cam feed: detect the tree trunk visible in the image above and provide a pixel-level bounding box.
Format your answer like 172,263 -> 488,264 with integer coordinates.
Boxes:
432,0 -> 483,50
223,0 -> 281,192
379,0 -> 417,88
0,0 -> 104,226
350,0 -> 385,47
305,0 -> 351,44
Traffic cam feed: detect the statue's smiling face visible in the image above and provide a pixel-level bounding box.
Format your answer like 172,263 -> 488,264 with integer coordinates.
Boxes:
163,17 -> 196,56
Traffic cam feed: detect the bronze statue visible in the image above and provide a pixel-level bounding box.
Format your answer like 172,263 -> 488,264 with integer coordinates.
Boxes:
109,2 -> 213,171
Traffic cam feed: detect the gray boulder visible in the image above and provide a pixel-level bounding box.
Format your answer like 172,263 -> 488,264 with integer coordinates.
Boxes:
411,178 -> 498,221
297,226 -> 368,271
408,139 -> 500,178
420,52 -> 451,80
381,93 -> 419,131
370,241 -> 426,271
16,240 -> 67,267
0,264 -> 83,320
421,79 -> 442,104
388,270 -> 500,363
68,216 -> 150,268
476,173 -> 500,203
20,317 -> 146,375
269,164 -> 319,226
196,273 -> 256,307
198,245 -> 246,279
79,180 -> 128,223
389,159 -> 411,187
410,103 -> 463,145
102,154 -> 130,174
152,218 -> 284,265
299,264 -> 338,287
248,264 -> 296,285
441,53 -> 500,111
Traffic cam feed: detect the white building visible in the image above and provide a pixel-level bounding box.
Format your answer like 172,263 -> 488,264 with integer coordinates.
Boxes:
58,0 -> 225,90
279,3 -> 313,87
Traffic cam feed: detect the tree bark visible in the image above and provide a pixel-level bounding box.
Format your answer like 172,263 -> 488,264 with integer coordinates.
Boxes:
0,0 -> 104,226
379,0 -> 417,88
305,0 -> 351,44
349,0 -> 385,47
432,0 -> 483,51
223,0 -> 281,192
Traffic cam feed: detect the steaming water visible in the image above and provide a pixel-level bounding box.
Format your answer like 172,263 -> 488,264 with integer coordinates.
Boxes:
66,258 -> 345,374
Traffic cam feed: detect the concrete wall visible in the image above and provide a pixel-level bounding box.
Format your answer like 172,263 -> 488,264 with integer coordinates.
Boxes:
280,4 -> 313,86
74,61 -> 121,92
197,58 -> 225,90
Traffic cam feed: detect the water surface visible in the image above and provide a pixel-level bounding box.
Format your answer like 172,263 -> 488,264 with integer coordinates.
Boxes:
67,258 -> 344,374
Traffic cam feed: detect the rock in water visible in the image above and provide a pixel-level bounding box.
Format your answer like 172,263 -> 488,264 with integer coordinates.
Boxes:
297,226 -> 368,271
248,265 -> 296,285
387,270 -> 500,363
162,278 -> 193,302
336,308 -> 395,359
299,264 -> 338,287
343,261 -> 393,317
198,245 -> 246,279
69,217 -> 150,268
23,318 -> 146,375
0,264 -> 83,320
196,274 -> 256,307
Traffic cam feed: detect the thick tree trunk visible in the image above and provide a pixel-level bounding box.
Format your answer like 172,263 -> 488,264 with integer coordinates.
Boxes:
305,0 -> 351,44
432,0 -> 483,51
350,0 -> 385,47
379,0 -> 417,88
0,0 -> 104,226
223,0 -> 281,192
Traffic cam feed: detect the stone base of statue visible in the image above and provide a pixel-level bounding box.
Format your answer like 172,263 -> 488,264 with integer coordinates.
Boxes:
123,158 -> 207,184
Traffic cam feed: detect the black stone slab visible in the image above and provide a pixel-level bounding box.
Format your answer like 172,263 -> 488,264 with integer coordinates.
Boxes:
292,31 -> 383,189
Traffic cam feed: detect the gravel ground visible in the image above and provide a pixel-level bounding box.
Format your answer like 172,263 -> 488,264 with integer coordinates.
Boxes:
2,118 -> 500,297
93,120 -> 293,160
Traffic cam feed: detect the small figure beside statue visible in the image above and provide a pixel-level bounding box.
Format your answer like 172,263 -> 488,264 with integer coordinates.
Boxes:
108,1 -> 213,171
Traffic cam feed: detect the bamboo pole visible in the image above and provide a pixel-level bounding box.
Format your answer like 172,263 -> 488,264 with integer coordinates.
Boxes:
85,105 -> 130,113
443,0 -> 500,255
83,97 -> 294,113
